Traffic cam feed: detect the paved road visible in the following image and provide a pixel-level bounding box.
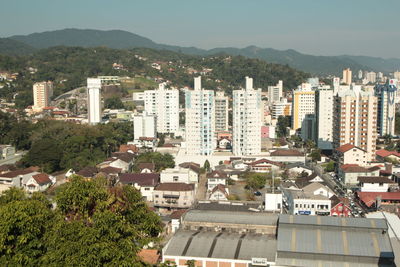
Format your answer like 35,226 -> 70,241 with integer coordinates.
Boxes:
0,152 -> 26,165
195,173 -> 207,200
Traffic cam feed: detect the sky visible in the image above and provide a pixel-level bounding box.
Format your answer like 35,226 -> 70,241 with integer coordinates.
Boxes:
1,0 -> 399,58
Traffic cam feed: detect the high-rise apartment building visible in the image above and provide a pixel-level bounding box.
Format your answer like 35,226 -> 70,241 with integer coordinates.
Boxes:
215,91 -> 229,132
342,68 -> 352,85
185,76 -> 215,155
233,77 -> 261,156
33,81 -> 53,110
358,70 -> 363,80
87,78 -> 102,125
333,87 -> 377,162
315,88 -> 334,150
291,83 -> 315,131
375,82 -> 397,136
144,83 -> 179,135
366,72 -> 377,84
133,112 -> 156,140
394,71 -> 400,81
271,99 -> 292,119
268,80 -> 283,103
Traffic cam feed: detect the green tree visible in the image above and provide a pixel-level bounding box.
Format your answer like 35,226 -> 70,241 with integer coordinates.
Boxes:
324,161 -> 335,172
104,96 -> 124,109
310,149 -> 321,162
134,152 -> 175,172
245,173 -> 267,190
277,116 -> 291,137
203,160 -> 211,173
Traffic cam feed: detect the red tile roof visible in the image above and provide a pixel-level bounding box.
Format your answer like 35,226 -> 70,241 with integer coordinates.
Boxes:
99,166 -> 122,174
137,249 -> 159,265
0,167 -> 38,178
336,143 -> 356,153
270,149 -> 303,157
169,209 -> 188,219
119,144 -> 139,153
154,183 -> 194,191
357,192 -> 400,207
211,184 -> 228,196
248,158 -> 284,168
357,176 -> 395,184
137,162 -> 155,172
340,164 -> 379,173
32,173 -> 52,185
376,149 -> 400,158
206,170 -> 228,179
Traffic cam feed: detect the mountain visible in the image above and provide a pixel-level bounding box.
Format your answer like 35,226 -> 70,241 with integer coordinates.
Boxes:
7,28 -> 400,75
0,38 -> 35,56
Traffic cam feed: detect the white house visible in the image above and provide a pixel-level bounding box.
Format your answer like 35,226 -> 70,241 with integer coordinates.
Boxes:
264,193 -> 283,213
25,173 -> 55,193
118,173 -> 160,201
247,158 -> 283,173
0,168 -> 40,188
286,163 -> 313,176
207,171 -> 228,191
269,149 -> 305,163
301,182 -> 335,198
358,176 -> 395,192
283,188 -> 331,216
339,164 -> 381,185
209,184 -> 229,201
160,167 -> 198,185
336,144 -> 368,166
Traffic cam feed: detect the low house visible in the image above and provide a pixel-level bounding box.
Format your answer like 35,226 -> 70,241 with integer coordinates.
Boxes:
137,162 -> 155,173
76,166 -> 98,179
295,172 -> 325,188
339,164 -> 380,186
356,191 -> 400,209
0,164 -> 16,175
118,173 -> 160,201
25,173 -> 55,193
376,149 -> 400,163
206,171 -> 228,191
286,163 -> 313,176
231,160 -> 248,170
98,166 -> 122,182
358,176 -> 395,192
247,158 -> 283,173
336,144 -> 367,166
178,162 -> 201,175
269,149 -> 305,163
282,188 -> 331,216
0,167 -> 40,188
0,145 -> 15,160
137,249 -> 160,266
119,144 -> 139,154
209,184 -> 229,201
301,182 -> 335,199
133,137 -> 157,149
330,195 -> 352,217
153,183 -> 195,211
160,167 -> 198,185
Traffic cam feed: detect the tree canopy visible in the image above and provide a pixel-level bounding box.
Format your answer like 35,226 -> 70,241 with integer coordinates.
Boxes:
133,152 -> 175,172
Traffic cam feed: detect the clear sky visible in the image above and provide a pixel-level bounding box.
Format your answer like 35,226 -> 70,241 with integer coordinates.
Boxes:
1,0 -> 399,58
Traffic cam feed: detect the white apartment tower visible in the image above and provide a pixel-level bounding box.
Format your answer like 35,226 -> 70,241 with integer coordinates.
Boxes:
233,77 -> 262,156
375,82 -> 397,136
315,88 -> 334,149
87,78 -> 102,125
215,91 -> 229,132
185,76 -> 215,155
133,112 -> 157,140
33,81 -> 53,110
268,80 -> 283,103
291,83 -> 315,131
144,83 -> 179,135
333,87 -> 377,162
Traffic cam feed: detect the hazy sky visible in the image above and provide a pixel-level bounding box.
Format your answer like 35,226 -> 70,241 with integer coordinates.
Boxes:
1,0 -> 399,58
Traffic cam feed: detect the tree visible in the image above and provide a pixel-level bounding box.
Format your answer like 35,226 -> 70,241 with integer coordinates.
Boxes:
134,152 -> 175,172
324,161 -> 335,172
245,173 -> 267,190
203,160 -> 211,173
310,149 -> 321,162
277,116 -> 291,137
0,192 -> 53,266
104,96 -> 124,109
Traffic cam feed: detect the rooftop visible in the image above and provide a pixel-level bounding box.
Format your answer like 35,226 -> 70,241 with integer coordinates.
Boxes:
155,183 -> 194,192
183,209 -> 278,226
32,173 -> 52,185
357,176 -> 395,184
270,149 -> 303,157
164,230 -> 277,261
118,173 -> 159,187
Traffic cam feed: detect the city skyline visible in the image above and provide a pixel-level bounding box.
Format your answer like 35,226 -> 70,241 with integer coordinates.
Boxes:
1,0 -> 400,58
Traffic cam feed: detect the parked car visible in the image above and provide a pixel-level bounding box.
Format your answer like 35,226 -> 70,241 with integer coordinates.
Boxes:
254,191 -> 262,196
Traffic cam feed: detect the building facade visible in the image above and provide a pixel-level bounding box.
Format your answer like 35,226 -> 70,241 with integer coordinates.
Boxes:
342,68 -> 352,85
33,81 -> 53,110
271,99 -> 291,119
268,80 -> 283,103
133,112 -> 156,140
315,88 -> 334,149
144,83 -> 179,135
214,91 -> 229,132
333,87 -> 378,162
87,78 -> 102,124
233,77 -> 262,156
185,77 -> 215,155
375,82 -> 397,136
291,83 -> 315,131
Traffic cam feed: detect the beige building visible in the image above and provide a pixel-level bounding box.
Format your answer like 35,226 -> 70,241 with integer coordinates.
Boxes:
336,143 -> 368,166
342,68 -> 352,85
291,83 -> 315,131
214,91 -> 229,132
333,87 -> 377,162
153,183 -> 195,210
33,81 -> 53,110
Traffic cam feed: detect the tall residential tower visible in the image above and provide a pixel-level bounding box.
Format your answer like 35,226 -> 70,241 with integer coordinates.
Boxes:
375,82 -> 397,136
233,77 -> 262,156
87,78 -> 102,125
215,91 -> 229,132
33,81 -> 53,110
185,77 -> 215,155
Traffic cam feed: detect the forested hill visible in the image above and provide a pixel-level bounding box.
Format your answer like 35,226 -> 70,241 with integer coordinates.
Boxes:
0,46 -> 309,108
5,28 -> 400,74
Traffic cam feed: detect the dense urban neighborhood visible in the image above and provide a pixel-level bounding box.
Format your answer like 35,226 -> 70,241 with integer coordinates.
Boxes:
1,14 -> 400,267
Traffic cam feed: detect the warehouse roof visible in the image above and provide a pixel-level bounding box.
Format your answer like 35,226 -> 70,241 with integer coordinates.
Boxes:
164,230 -> 277,261
183,209 -> 278,226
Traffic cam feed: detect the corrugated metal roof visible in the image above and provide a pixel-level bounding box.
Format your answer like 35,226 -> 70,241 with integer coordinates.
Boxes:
164,230 -> 277,261
184,210 -> 278,226
279,214 -> 388,230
